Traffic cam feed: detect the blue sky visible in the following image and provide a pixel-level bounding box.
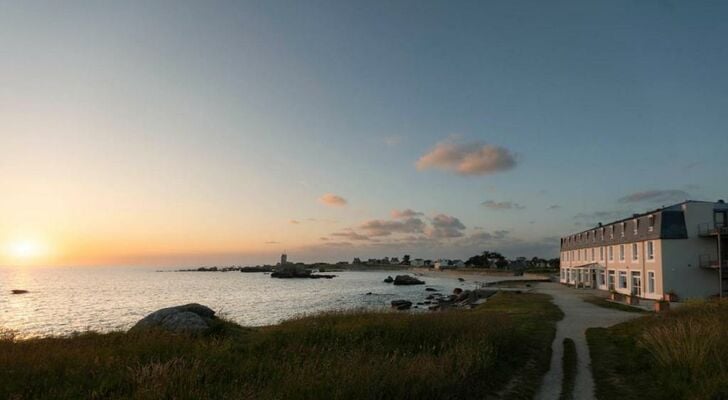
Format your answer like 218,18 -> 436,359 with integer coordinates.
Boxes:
1,1 -> 727,266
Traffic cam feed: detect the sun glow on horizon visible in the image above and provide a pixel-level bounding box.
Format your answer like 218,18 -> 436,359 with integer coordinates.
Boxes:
4,238 -> 48,263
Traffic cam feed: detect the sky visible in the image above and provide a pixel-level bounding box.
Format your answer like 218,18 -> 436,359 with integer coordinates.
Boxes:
1,1 -> 727,267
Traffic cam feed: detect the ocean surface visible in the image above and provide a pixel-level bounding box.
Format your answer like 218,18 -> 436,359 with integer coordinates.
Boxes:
0,266 -> 494,338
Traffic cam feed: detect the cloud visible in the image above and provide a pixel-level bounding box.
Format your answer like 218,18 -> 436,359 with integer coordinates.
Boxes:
330,231 -> 371,241
391,209 -> 424,219
617,190 -> 690,204
427,214 -> 466,239
264,241 -> 280,245
416,141 -> 517,176
319,193 -> 348,207
547,205 -> 561,210
289,219 -> 301,224
467,230 -> 510,242
360,218 -> 426,237
384,135 -> 402,147
481,200 -> 525,210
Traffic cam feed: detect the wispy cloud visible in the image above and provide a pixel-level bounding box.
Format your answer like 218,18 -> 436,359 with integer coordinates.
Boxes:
427,214 -> 466,238
481,200 -> 525,210
618,189 -> 689,204
264,241 -> 280,245
319,193 -> 348,207
416,140 -> 517,176
331,231 -> 371,241
289,219 -> 301,225
391,209 -> 424,219
360,218 -> 426,237
547,204 -> 561,210
384,135 -> 402,147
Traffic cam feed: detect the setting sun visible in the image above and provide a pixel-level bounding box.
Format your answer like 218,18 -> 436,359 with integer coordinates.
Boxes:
7,239 -> 45,260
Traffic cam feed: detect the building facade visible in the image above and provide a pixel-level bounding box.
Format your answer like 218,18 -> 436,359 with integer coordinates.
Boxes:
559,200 -> 728,300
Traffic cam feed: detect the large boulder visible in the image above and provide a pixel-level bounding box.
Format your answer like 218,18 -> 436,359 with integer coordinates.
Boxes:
393,275 -> 425,285
130,303 -> 216,334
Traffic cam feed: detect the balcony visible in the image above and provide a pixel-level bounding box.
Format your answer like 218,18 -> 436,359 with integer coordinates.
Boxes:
698,254 -> 727,269
697,222 -> 728,237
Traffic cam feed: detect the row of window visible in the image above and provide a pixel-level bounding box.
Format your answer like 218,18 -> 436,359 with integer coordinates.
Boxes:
561,214 -> 656,246
560,269 -> 656,294
562,241 -> 655,262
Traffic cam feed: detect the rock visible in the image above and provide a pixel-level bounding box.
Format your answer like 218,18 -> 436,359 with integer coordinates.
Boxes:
425,287 -> 438,292
130,303 -> 216,334
458,278 -> 465,282
391,300 -> 413,310
11,289 -> 29,294
426,294 -> 435,300
453,288 -> 463,295
393,275 -> 425,286
383,276 -> 394,283
366,292 -> 373,295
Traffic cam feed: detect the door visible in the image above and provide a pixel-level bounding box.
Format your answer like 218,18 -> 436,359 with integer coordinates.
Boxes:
631,271 -> 641,297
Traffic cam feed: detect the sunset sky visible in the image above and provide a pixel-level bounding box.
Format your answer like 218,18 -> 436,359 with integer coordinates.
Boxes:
1,1 -> 727,267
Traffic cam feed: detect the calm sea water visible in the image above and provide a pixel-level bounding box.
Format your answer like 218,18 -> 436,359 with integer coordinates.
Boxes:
0,267 -> 489,338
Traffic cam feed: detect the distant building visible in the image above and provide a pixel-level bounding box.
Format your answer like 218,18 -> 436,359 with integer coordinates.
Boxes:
280,253 -> 288,266
411,258 -> 425,267
560,200 -> 728,300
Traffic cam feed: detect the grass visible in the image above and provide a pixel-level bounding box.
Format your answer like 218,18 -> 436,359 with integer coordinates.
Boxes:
582,295 -> 647,313
587,299 -> 728,400
0,292 -> 562,400
559,338 -> 576,400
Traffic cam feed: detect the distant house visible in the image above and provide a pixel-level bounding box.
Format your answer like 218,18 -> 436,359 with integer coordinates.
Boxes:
390,257 -> 400,264
411,258 -> 425,267
451,259 -> 465,268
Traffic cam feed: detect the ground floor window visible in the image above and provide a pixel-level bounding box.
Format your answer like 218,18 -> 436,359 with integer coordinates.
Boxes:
598,270 -> 605,286
619,271 -> 627,289
608,270 -> 615,290
648,271 -> 655,293
561,269 -> 565,280
631,271 -> 641,296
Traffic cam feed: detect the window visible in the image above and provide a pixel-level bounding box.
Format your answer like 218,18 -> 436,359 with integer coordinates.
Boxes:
609,226 -> 614,239
608,270 -> 616,290
592,230 -> 596,242
600,227 -> 605,240
600,247 -> 604,261
591,248 -> 595,261
632,243 -> 638,260
621,222 -> 626,237
619,271 -> 627,289
633,219 -> 639,235
648,215 -> 655,232
716,211 -> 727,229
571,250 -> 574,261
619,245 -> 625,261
599,270 -> 605,286
577,250 -> 581,261
648,271 -> 655,293
609,246 -> 613,261
647,241 -> 654,260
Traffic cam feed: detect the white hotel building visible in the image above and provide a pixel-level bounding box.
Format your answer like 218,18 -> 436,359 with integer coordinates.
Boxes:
559,200 -> 728,300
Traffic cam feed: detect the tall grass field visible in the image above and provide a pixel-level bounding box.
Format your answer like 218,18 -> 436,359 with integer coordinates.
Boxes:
588,299 -> 728,400
1,292 -> 561,400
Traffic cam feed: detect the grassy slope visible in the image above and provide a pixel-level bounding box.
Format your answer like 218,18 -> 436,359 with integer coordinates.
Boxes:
588,300 -> 728,400
581,296 -> 647,314
0,292 -> 562,400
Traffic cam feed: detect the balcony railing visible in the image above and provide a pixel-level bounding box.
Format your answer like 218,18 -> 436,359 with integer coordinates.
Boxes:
698,254 -> 727,269
698,222 -> 728,236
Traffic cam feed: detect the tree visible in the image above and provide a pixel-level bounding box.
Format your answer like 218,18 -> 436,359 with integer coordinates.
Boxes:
401,254 -> 411,265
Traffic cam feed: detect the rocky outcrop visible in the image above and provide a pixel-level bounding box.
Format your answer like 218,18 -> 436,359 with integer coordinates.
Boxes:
11,289 -> 29,294
393,275 -> 425,285
391,300 -> 413,310
425,287 -> 438,292
130,303 -> 216,334
383,276 -> 394,283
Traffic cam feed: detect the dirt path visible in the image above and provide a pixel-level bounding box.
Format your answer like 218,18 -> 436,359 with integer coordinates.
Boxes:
534,283 -> 640,400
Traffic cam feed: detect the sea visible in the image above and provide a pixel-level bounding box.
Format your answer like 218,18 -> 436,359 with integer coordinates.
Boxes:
0,266 -> 498,338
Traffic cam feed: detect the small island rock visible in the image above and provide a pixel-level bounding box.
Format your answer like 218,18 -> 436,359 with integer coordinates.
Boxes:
393,275 -> 425,285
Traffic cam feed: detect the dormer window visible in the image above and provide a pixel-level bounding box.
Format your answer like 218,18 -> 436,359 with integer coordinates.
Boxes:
648,214 -> 655,232
620,222 -> 626,237
633,219 -> 639,235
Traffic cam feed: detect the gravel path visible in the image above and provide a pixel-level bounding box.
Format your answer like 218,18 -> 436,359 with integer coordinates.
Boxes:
534,283 -> 641,400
